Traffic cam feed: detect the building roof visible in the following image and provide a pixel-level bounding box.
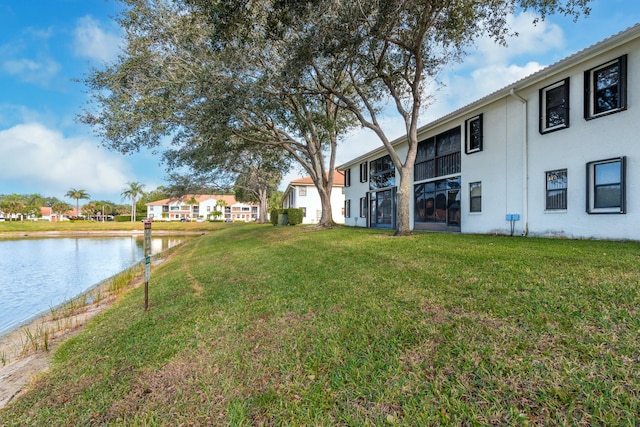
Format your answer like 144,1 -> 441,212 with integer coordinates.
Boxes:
337,23 -> 640,169
288,170 -> 345,187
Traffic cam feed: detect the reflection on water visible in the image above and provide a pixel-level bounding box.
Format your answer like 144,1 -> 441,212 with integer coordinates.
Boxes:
0,236 -> 184,335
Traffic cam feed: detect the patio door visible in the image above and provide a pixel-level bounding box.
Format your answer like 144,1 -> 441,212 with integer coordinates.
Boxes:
369,188 -> 396,230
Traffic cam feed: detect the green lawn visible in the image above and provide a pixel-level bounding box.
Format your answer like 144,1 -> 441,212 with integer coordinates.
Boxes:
1,225 -> 638,426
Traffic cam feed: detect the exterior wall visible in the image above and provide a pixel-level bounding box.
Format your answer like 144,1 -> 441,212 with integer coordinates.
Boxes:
343,166 -> 371,227
523,40 -> 640,240
339,26 -> 640,241
146,196 -> 259,222
148,205 -> 164,219
461,96 -> 524,236
284,184 -> 345,224
199,198 -> 218,219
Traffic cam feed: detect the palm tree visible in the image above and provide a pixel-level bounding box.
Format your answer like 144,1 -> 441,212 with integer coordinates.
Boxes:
121,181 -> 146,222
0,194 -> 24,221
215,198 -> 228,221
65,188 -> 91,218
51,201 -> 72,221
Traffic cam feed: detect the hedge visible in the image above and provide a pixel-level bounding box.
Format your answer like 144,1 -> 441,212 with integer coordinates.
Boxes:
270,208 -> 304,226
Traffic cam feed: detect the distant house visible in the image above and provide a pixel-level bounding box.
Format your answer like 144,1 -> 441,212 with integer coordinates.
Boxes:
146,194 -> 260,222
39,207 -> 75,222
40,206 -> 57,221
282,172 -> 346,224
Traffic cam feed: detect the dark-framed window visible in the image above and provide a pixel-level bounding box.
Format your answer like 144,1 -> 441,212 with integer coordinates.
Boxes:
465,114 -> 483,153
540,78 -> 570,133
586,157 -> 626,214
344,169 -> 351,187
359,197 -> 367,218
584,55 -> 627,120
414,177 -> 460,225
469,181 -> 482,213
301,207 -> 307,217
546,169 -> 567,210
345,199 -> 351,218
415,127 -> 461,181
369,155 -> 395,190
359,162 -> 368,182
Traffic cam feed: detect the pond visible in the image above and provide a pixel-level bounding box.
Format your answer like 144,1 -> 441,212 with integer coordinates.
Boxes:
0,235 -> 185,336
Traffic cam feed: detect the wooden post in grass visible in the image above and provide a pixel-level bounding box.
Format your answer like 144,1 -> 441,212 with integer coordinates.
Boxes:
143,220 -> 152,310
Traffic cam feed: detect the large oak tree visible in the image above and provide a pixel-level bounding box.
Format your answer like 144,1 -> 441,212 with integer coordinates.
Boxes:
247,0 -> 591,235
79,0 -> 358,227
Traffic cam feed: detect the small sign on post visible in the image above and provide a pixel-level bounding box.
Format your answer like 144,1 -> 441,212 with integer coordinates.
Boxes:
143,220 -> 152,310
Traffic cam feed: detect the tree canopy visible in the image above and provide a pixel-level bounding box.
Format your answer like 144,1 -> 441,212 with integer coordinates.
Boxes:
80,0 -> 591,233
79,0 -> 360,227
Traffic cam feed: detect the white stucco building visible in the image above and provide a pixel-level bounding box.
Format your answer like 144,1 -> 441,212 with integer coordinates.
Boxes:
146,194 -> 259,222
282,173 -> 346,224
339,24 -> 640,240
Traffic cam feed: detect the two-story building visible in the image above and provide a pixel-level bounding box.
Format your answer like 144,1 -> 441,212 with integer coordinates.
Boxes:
282,172 -> 346,224
146,194 -> 260,222
339,23 -> 640,240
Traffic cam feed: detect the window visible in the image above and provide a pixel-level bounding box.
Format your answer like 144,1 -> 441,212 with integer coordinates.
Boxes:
299,187 -> 307,197
546,169 -> 567,210
414,177 -> 460,225
369,155 -> 396,190
465,114 -> 483,153
345,199 -> 351,218
586,157 -> 626,214
344,169 -> 351,187
540,78 -> 570,133
469,182 -> 481,213
360,162 -> 368,182
369,189 -> 394,228
584,55 -> 627,120
301,207 -> 307,217
359,197 -> 367,217
415,127 -> 461,181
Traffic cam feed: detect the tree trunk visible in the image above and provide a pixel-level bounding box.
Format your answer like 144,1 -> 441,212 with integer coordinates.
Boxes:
317,186 -> 335,228
394,166 -> 413,236
258,188 -> 269,224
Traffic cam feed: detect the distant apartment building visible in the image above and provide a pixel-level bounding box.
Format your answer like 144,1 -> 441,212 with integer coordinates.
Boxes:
146,194 -> 260,222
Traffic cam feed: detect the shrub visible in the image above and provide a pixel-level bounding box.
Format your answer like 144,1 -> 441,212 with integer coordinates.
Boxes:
286,208 -> 304,225
270,208 -> 283,226
270,208 -> 304,226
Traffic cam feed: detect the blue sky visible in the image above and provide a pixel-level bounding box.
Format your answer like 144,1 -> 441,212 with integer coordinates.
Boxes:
0,1 -> 638,203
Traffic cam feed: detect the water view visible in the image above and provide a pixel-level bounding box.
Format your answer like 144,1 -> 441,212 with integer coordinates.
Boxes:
0,236 -> 185,336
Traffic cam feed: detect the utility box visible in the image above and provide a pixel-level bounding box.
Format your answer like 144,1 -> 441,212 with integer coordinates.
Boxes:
277,213 -> 288,226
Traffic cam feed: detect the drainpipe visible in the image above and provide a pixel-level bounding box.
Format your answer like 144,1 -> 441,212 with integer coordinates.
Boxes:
509,88 -> 529,236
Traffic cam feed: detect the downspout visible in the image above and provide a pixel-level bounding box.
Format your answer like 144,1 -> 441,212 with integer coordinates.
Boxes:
509,88 -> 529,236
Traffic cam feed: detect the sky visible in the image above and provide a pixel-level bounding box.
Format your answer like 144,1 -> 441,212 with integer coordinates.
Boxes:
0,1 -> 639,203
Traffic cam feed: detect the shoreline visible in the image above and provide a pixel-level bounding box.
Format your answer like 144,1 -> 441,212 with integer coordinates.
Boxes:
0,230 -> 205,239
0,248 -> 173,409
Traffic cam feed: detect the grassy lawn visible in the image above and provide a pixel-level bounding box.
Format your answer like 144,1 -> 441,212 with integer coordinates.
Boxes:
0,225 -> 638,426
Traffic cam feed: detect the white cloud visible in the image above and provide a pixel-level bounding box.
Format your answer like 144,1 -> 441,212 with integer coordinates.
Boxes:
2,57 -> 61,85
73,16 -> 122,63
421,12 -> 564,121
464,12 -> 565,68
0,123 -> 132,198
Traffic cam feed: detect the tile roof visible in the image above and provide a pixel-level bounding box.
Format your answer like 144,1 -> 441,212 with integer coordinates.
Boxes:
289,170 -> 345,186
